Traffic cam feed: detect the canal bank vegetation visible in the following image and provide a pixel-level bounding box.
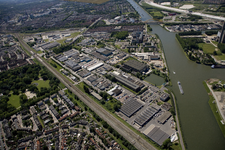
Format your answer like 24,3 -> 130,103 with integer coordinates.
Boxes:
203,81 -> 225,137
166,89 -> 187,149
176,34 -> 216,65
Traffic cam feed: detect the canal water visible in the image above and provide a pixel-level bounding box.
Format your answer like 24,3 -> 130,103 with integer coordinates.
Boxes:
127,0 -> 225,149
145,74 -> 165,86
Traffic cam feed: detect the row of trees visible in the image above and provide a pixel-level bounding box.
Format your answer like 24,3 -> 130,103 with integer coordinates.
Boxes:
111,31 -> 129,40
53,44 -> 73,54
176,34 -> 203,50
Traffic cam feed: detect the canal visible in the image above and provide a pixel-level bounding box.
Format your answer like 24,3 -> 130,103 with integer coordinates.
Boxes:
127,0 -> 225,149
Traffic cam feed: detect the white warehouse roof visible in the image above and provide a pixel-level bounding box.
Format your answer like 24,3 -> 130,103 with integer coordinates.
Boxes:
87,62 -> 104,71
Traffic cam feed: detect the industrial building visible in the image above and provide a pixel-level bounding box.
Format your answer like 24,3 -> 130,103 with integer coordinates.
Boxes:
65,60 -> 78,69
41,42 -> 60,50
63,49 -> 79,58
110,72 -> 141,92
134,105 -> 160,126
157,111 -> 172,124
160,93 -> 170,102
143,124 -> 169,146
87,62 -> 104,71
91,52 -> 109,61
122,59 -> 148,73
96,48 -> 113,56
77,69 -> 91,78
120,98 -> 143,117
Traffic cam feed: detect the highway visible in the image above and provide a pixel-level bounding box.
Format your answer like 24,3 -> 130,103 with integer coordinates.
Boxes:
14,33 -> 157,150
144,0 -> 225,21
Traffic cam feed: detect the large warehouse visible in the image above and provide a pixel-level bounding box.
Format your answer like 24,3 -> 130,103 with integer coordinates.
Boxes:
110,73 -> 141,92
120,98 -> 143,117
122,59 -> 148,73
143,124 -> 169,146
134,105 -> 160,126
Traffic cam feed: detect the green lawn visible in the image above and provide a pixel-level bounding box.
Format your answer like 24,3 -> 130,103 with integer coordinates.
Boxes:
56,39 -> 65,44
37,50 -> 43,54
68,32 -> 80,38
32,80 -> 50,90
37,116 -> 45,128
214,55 -> 225,61
198,43 -> 216,54
8,94 -> 21,109
212,41 -> 218,46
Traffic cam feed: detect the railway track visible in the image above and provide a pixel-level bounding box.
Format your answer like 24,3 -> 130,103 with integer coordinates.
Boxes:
15,33 -> 157,150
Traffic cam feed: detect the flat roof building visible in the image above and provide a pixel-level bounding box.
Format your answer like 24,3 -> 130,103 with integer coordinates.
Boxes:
123,59 -> 148,73
65,60 -> 78,69
120,98 -> 143,117
134,105 -> 160,126
160,93 -> 170,102
157,111 -> 172,124
110,73 -> 140,92
143,124 -> 169,146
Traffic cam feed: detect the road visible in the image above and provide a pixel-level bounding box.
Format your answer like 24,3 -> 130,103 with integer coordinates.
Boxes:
144,0 -> 225,21
14,33 -> 157,150
170,92 -> 185,150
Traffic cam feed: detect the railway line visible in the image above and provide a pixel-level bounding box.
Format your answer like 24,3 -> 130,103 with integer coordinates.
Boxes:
14,33 -> 157,150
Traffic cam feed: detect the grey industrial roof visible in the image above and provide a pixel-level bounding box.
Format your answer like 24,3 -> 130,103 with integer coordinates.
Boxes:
63,49 -> 78,57
42,42 -> 60,50
91,52 -> 108,61
124,59 -> 147,72
157,111 -> 172,124
120,98 -> 143,117
96,48 -> 106,53
58,56 -> 68,62
87,75 -> 98,83
114,74 -> 140,91
65,60 -> 77,68
146,126 -> 169,146
77,69 -> 91,78
134,106 -> 160,126
160,93 -> 170,101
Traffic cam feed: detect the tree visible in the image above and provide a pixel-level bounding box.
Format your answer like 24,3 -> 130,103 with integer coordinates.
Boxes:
161,139 -> 172,149
84,85 -> 90,94
20,94 -> 28,104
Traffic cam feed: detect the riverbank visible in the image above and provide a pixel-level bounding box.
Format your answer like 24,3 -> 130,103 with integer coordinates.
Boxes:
203,80 -> 225,137
127,0 -> 225,149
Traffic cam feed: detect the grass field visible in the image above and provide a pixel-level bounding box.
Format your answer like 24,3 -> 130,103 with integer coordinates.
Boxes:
214,55 -> 225,61
8,94 -> 21,109
198,43 -> 216,54
32,80 -> 50,90
68,32 -> 80,38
